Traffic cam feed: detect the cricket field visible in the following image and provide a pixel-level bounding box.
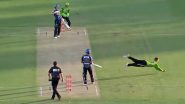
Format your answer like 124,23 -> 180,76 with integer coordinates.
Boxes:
0,0 -> 185,104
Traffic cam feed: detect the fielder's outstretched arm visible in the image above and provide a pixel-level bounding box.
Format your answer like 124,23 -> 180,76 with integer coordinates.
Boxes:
154,65 -> 166,72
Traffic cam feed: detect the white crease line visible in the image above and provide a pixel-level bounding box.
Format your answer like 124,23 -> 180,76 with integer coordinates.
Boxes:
94,85 -> 99,96
37,27 -> 40,34
84,29 -> 87,36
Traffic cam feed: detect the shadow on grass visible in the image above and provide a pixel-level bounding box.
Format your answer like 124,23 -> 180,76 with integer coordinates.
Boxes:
0,81 -> 84,100
0,73 -> 155,103
20,99 -> 52,104
0,38 -> 36,47
97,73 -> 156,82
92,33 -> 185,60
0,72 -> 155,99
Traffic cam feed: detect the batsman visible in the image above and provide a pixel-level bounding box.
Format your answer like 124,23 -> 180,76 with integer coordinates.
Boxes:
81,49 -> 94,85
52,6 -> 61,38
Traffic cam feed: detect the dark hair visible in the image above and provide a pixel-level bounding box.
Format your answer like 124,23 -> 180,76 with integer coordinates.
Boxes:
154,57 -> 159,61
53,61 -> 57,66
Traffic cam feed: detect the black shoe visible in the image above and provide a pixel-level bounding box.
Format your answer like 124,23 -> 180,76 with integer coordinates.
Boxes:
58,96 -> 61,100
51,97 -> 54,100
84,81 -> 87,85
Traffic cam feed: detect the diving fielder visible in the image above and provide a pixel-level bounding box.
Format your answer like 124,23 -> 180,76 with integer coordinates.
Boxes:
124,55 -> 166,72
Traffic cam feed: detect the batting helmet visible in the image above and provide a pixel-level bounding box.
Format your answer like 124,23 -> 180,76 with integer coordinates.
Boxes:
85,48 -> 90,54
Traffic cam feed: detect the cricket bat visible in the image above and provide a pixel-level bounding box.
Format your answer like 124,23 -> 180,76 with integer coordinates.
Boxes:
92,63 -> 103,68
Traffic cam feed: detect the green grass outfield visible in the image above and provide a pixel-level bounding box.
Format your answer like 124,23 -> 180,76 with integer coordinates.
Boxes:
0,0 -> 185,103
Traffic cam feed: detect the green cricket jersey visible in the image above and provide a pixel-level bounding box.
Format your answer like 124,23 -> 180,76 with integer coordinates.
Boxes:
146,61 -> 164,71
61,7 -> 70,17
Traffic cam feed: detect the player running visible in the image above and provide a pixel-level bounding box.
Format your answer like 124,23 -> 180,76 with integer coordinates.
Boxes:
81,49 -> 94,85
124,55 -> 166,72
48,61 -> 63,100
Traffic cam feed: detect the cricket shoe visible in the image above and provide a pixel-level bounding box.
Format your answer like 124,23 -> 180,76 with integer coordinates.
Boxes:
54,37 -> 57,39
57,35 -> 60,38
67,27 -> 71,31
83,84 -> 88,90
58,96 -> 61,100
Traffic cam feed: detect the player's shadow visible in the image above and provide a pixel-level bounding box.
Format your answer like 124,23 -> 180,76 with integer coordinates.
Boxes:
70,73 -> 156,85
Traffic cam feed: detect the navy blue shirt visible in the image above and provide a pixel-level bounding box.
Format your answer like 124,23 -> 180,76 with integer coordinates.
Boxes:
53,9 -> 60,19
81,55 -> 92,68
49,66 -> 61,79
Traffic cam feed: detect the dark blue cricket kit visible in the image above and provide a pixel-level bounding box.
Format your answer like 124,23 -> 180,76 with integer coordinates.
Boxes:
81,54 -> 94,84
53,9 -> 61,37
49,66 -> 61,99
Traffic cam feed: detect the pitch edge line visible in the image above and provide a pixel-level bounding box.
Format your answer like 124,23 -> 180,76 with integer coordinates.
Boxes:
95,85 -> 99,96
37,27 -> 40,35
84,27 -> 100,97
84,29 -> 87,36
